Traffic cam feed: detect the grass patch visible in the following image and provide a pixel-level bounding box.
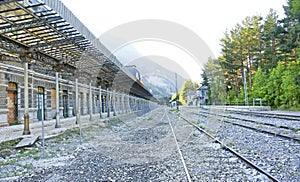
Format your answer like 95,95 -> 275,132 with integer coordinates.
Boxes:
54,128 -> 80,143
23,163 -> 33,169
213,139 -> 219,143
0,138 -> 22,157
107,118 -> 121,129
227,141 -> 234,147
255,121 -> 262,125
0,159 -> 17,165
276,106 -> 300,111
22,148 -> 39,155
169,109 -> 180,114
147,117 -> 153,121
199,125 -> 205,129
11,148 -> 40,161
48,150 -> 57,156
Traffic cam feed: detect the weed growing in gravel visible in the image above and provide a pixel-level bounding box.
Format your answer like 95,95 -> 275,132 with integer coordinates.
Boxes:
0,158 -> 17,165
23,163 -> 33,169
56,128 -> 80,142
169,109 -> 180,115
107,118 -> 122,129
199,124 -> 205,129
33,155 -> 40,160
0,138 -> 22,157
16,148 -> 40,158
147,117 -> 153,121
227,141 -> 234,147
255,121 -> 262,125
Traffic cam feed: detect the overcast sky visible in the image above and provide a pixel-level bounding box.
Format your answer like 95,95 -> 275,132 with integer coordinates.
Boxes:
60,0 -> 287,82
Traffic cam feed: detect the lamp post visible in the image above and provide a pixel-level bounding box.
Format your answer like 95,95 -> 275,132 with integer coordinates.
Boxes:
243,68 -> 248,106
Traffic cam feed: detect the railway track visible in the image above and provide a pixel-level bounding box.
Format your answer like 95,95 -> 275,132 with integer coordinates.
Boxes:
6,106 -> 297,181
226,110 -> 300,121
165,109 -> 278,181
202,107 -> 300,121
180,107 -> 300,181
197,109 -> 300,142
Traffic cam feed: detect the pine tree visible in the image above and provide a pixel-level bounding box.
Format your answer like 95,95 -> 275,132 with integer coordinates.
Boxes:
202,58 -> 226,105
261,10 -> 281,71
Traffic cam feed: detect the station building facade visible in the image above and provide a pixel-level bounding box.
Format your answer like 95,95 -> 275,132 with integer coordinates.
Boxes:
0,61 -> 148,127
0,0 -> 154,128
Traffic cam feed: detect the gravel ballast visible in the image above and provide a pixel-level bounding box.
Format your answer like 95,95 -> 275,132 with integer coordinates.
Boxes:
0,107 -> 284,181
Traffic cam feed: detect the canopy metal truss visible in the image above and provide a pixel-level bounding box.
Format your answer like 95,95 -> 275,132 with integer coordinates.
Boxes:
0,0 -> 154,101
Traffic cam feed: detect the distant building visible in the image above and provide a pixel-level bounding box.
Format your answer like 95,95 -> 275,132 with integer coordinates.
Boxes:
197,85 -> 209,105
169,97 -> 177,109
187,91 -> 197,106
124,65 -> 144,86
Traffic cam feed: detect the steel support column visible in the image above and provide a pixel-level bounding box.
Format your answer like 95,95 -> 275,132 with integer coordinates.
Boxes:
75,78 -> 79,124
127,96 -> 130,113
107,90 -> 110,118
89,82 -> 92,121
55,72 -> 60,128
113,90 -> 116,116
99,86 -> 102,118
23,62 -> 30,135
122,93 -> 125,114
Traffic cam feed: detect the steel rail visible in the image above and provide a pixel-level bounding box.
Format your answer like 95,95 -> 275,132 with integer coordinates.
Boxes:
226,110 -> 300,121
200,110 -> 297,131
165,110 -> 192,182
197,111 -> 300,142
179,114 -> 279,182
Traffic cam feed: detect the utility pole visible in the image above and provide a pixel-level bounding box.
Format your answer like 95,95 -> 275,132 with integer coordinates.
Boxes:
175,73 -> 179,110
243,68 -> 248,106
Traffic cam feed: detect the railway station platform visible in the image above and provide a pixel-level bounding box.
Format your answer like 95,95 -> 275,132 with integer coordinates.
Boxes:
0,109 -> 151,145
0,113 -> 100,144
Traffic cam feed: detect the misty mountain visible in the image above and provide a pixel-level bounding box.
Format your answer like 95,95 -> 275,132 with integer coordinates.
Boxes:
126,56 -> 188,98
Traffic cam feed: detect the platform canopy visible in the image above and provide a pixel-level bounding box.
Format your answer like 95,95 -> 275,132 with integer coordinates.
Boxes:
0,0 -> 155,101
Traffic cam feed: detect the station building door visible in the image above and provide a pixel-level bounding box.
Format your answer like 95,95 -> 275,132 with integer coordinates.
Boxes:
62,90 -> 68,118
7,82 -> 18,125
37,87 -> 45,121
